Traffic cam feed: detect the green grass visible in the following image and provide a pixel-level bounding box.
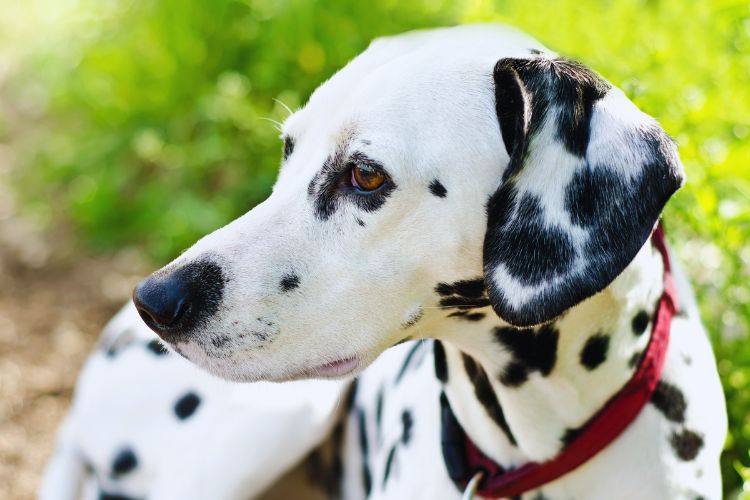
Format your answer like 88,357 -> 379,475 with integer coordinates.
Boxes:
2,0 -> 749,494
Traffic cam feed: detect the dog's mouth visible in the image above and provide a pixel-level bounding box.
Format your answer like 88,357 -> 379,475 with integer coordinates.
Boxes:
285,355 -> 361,381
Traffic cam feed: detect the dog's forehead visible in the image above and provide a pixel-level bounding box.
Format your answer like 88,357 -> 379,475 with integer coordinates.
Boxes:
282,25 -> 546,145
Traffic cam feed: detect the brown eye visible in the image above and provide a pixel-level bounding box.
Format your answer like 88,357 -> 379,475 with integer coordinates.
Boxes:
350,164 -> 386,192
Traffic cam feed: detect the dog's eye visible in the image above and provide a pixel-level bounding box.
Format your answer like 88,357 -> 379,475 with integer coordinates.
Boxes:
350,164 -> 386,192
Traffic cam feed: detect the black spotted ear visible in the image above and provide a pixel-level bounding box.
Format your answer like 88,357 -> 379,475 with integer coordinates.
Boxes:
483,57 -> 684,327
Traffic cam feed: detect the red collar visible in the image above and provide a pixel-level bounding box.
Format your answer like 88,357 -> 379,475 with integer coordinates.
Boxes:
441,224 -> 678,498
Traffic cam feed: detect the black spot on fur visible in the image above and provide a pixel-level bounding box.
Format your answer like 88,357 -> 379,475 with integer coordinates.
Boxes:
283,136 -> 294,160
382,445 -> 397,488
462,353 -> 516,445
529,48 -> 543,55
435,278 -> 485,298
111,448 -> 138,476
436,278 -> 491,313
174,391 -> 201,420
561,427 -> 582,447
580,333 -> 610,370
429,179 -> 447,198
500,361 -> 528,387
356,218 -> 366,227
357,408 -> 372,496
670,429 -> 704,461
344,379 -> 358,411
632,310 -> 650,336
628,350 -> 644,369
99,493 -> 139,500
375,388 -> 384,435
447,311 -> 486,322
495,324 -> 559,387
145,339 -> 168,356
401,410 -> 413,445
439,391 -> 470,484
439,296 -> 491,310
308,151 -> 395,220
396,342 -> 425,383
650,381 -> 687,423
280,273 -> 300,292
433,340 -> 448,383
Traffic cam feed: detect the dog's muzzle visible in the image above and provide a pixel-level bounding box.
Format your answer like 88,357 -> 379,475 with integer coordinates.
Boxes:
133,259 -> 225,341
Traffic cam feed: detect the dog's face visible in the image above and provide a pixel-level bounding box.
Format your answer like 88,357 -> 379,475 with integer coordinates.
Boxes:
133,25 -> 684,382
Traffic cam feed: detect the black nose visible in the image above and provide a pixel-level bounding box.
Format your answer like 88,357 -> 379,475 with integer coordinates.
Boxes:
133,260 -> 225,338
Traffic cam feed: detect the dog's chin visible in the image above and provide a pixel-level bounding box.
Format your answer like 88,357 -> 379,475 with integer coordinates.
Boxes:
171,341 -> 366,383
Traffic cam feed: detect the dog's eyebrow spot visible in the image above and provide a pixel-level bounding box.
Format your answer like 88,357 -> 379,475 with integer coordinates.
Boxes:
282,136 -> 294,160
632,310 -> 650,336
111,447 -> 138,476
145,339 -> 169,356
650,380 -> 687,423
280,273 -> 300,292
670,429 -> 704,461
580,333 -> 610,370
428,179 -> 447,198
174,391 -> 201,420
308,151 -> 395,220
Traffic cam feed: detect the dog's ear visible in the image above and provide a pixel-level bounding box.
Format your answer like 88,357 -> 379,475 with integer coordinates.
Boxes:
484,57 -> 684,327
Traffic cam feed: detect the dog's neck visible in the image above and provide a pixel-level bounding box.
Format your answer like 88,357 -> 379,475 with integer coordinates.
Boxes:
429,237 -> 665,464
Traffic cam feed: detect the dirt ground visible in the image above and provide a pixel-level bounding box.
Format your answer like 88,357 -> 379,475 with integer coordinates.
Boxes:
0,165 -> 151,499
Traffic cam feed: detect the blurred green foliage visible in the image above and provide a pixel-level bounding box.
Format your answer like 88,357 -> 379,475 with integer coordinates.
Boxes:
2,0 -> 749,495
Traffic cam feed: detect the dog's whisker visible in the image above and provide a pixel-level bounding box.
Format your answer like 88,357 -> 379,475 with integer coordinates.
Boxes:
272,97 -> 295,117
257,116 -> 283,131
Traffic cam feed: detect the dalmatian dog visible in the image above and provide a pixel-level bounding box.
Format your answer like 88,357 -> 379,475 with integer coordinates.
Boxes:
41,24 -> 727,499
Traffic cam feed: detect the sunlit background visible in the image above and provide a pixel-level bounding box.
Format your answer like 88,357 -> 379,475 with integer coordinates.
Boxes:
0,0 -> 748,498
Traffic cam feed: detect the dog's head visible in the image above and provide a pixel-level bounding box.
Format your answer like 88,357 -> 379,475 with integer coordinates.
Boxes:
132,25 -> 684,382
